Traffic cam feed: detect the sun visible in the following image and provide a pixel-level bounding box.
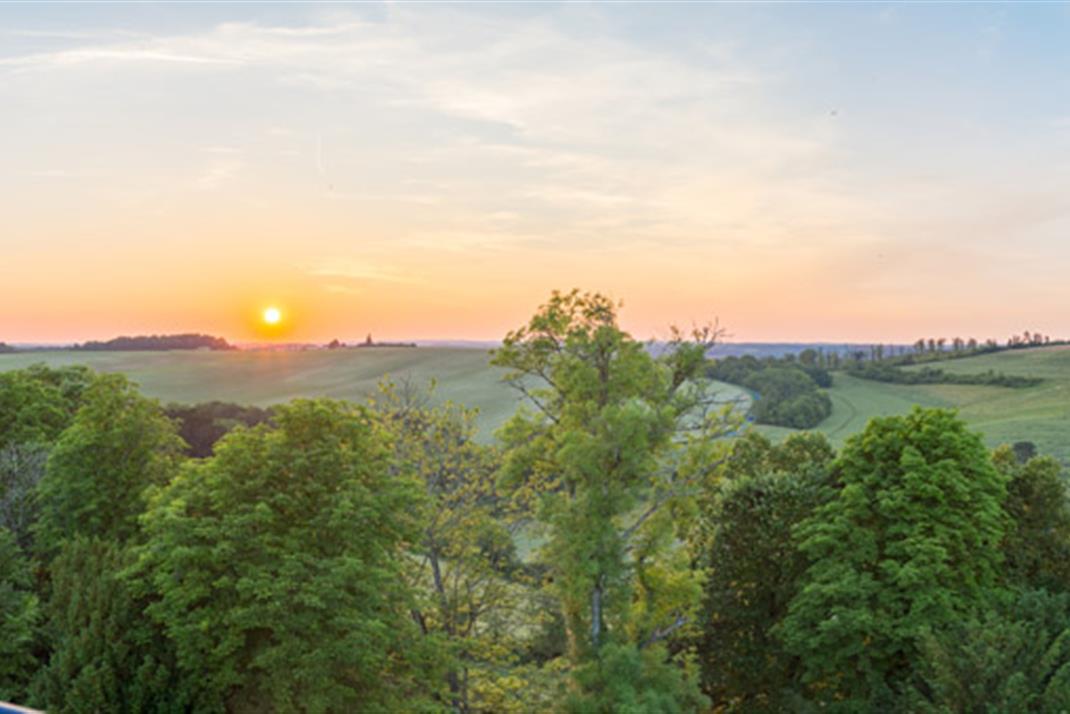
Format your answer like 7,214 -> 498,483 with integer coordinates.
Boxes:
262,306 -> 282,325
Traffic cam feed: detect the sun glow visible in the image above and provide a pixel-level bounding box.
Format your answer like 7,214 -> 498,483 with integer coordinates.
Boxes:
263,306 -> 282,325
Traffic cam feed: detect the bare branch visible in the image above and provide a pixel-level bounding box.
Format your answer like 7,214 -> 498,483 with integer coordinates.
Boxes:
640,614 -> 688,650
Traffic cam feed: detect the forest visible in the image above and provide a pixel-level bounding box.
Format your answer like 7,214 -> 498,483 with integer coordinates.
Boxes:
2,291 -> 1070,713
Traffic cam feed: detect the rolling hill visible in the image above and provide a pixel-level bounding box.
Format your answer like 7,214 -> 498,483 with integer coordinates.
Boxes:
1,345 -> 1067,459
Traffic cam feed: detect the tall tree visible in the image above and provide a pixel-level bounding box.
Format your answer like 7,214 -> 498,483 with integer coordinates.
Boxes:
134,399 -> 438,713
373,380 -> 531,712
493,290 -> 730,711
778,408 -> 1008,708
696,432 -> 836,712
995,446 -> 1070,593
33,374 -> 185,556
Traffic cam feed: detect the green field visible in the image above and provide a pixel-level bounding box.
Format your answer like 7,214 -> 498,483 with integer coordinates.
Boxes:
0,348 -> 518,441
758,346 -> 1070,463
2,345 -> 1067,458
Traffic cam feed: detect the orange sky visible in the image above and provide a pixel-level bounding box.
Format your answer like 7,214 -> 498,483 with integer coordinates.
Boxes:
3,4 -> 1069,344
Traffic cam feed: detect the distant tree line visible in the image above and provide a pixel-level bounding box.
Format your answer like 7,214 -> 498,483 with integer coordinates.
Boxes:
709,354 -> 833,429
847,362 -> 1043,389
74,333 -> 234,351
0,343 -> 14,354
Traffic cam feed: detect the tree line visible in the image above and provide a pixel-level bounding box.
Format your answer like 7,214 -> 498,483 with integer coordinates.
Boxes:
1,291 -> 1069,712
73,334 -> 234,351
708,355 -> 833,429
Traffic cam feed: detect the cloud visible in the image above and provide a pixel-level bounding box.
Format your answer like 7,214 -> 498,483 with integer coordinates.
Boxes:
7,4 -> 1064,319
307,260 -> 419,284
196,159 -> 243,190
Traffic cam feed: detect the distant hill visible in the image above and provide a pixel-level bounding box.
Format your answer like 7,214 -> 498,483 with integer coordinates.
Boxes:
74,333 -> 234,351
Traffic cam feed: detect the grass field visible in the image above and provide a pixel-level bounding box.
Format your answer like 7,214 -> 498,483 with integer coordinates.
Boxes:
0,348 -> 518,440
759,345 -> 1070,463
2,345 -> 1067,459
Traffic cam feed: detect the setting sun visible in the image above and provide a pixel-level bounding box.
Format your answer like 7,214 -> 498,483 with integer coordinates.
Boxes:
263,307 -> 281,325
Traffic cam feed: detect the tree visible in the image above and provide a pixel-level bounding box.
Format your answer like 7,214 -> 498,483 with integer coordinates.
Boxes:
696,432 -> 836,711
0,365 -> 96,450
0,527 -> 38,702
995,446 -> 1070,593
0,442 -> 49,551
493,290 -> 729,711
33,374 -> 185,556
30,537 -> 186,713
743,368 -> 832,429
1012,441 -> 1038,464
373,381 -> 530,712
907,589 -> 1070,712
164,401 -> 272,458
778,408 -> 1008,708
135,399 -> 437,713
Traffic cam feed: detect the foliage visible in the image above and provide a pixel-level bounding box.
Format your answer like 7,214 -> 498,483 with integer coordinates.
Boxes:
778,408 -> 1009,708
696,432 -> 836,711
0,442 -> 49,552
134,399 -> 437,713
995,447 -> 1070,593
164,401 -> 272,457
564,642 -> 707,714
373,380 -> 529,712
0,364 -> 97,450
744,368 -> 833,429
1012,441 -> 1038,464
34,374 -> 185,555
906,589 -> 1070,712
493,289 -> 730,710
75,333 -> 233,351
708,356 -> 832,429
31,537 -> 186,713
847,362 -> 1042,388
0,527 -> 38,702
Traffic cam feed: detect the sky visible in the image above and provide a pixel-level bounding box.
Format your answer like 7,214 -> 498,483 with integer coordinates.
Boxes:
2,2 -> 1070,344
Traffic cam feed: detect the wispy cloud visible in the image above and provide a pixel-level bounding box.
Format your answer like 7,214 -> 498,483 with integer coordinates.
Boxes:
308,260 -> 419,284
196,159 -> 243,190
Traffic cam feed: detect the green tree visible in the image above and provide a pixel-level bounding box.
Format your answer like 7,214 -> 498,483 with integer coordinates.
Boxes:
30,537 -> 186,713
995,446 -> 1070,593
135,399 -> 437,713
778,408 -> 1008,709
0,365 -> 96,450
907,589 -> 1070,712
493,290 -> 729,711
34,374 -> 185,556
0,442 -> 49,551
696,432 -> 836,711
743,368 -> 831,429
0,526 -> 38,702
373,380 -> 532,712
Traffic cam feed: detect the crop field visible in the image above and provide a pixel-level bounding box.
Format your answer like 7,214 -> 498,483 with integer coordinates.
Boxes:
2,345 -> 1067,458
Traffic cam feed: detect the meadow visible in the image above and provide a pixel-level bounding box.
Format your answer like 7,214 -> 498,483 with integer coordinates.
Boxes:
750,345 -> 1070,463
2,344 -> 1066,458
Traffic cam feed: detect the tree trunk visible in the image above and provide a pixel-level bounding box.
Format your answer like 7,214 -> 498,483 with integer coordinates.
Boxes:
591,575 -> 605,649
